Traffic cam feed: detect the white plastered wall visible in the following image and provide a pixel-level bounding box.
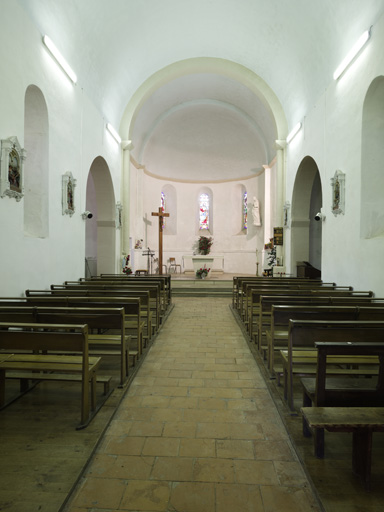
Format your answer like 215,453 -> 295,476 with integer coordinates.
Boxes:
0,1 -> 122,295
130,170 -> 271,275
284,13 -> 384,295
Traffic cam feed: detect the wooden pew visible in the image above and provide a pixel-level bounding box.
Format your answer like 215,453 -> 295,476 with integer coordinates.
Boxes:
301,341 -> 384,460
281,320 -> 384,411
0,322 -> 109,429
301,407 -> 384,491
78,275 -> 171,313
97,273 -> 172,307
53,281 -> 162,328
1,296 -> 144,361
232,276 -> 323,310
256,295 -> 384,352
266,305 -> 362,375
249,290 -> 374,349
0,306 -> 129,386
28,287 -> 156,343
242,281 -> 344,324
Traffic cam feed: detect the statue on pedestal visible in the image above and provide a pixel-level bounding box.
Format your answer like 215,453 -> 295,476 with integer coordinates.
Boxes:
252,197 -> 261,226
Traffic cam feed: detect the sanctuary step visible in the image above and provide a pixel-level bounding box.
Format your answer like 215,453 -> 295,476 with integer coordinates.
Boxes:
171,278 -> 232,297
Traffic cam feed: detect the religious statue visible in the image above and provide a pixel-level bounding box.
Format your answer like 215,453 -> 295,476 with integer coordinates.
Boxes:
252,197 -> 261,226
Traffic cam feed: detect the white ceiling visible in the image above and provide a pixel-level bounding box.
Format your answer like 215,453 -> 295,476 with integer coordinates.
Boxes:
17,0 -> 384,181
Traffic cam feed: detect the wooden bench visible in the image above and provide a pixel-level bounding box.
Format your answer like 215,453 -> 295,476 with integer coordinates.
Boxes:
51,281 -> 162,329
28,287 -> 156,343
0,322 -> 110,429
25,296 -> 144,359
265,304 -> 384,375
301,406 -> 384,491
249,290 -> 375,350
232,276 -> 323,310
280,320 -> 384,411
301,341 -> 384,459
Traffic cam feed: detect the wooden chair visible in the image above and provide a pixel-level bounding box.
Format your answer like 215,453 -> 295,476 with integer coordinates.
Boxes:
168,257 -> 181,273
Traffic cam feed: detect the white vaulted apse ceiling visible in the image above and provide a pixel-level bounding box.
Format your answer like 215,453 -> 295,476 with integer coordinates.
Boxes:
18,0 -> 384,182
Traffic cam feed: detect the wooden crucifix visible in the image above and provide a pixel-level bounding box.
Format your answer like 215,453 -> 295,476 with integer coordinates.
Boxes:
151,207 -> 169,275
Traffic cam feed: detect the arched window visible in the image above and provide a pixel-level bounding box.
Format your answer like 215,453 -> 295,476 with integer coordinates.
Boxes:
161,191 -> 166,229
199,193 -> 210,230
243,191 -> 248,230
161,184 -> 177,235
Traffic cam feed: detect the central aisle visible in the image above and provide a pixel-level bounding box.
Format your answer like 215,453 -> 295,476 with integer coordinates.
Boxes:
65,297 -> 321,512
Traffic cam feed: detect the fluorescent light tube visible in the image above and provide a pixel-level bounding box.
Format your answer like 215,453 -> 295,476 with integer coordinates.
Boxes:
286,122 -> 302,144
333,29 -> 371,80
43,35 -> 77,83
106,123 -> 122,144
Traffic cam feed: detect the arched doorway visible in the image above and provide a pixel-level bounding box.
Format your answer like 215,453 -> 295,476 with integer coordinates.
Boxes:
290,156 -> 322,277
85,157 -> 116,276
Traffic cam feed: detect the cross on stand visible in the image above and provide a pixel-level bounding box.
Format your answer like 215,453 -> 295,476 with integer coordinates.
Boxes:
151,207 -> 169,275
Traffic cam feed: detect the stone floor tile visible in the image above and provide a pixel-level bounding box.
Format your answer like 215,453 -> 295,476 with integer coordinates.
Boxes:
215,483 -> 264,512
69,477 -> 126,509
101,436 -> 146,456
216,439 -> 255,459
119,480 -> 171,511
253,440 -> 297,461
142,437 -> 180,456
260,485 -> 322,512
151,456 -> 194,481
234,459 -> 280,485
128,421 -> 164,437
193,458 -> 235,483
169,482 -> 215,512
162,421 -> 197,438
179,438 -> 216,457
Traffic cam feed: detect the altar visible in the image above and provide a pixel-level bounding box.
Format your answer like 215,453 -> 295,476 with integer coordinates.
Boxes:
182,254 -> 224,275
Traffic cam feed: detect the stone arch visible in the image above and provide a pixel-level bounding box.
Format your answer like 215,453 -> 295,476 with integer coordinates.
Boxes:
290,156 -> 323,276
23,85 -> 49,238
85,156 -> 116,275
120,58 -> 287,142
361,76 -> 384,239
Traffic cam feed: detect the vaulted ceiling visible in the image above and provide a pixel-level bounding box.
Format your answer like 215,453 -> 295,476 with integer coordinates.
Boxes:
17,0 -> 384,181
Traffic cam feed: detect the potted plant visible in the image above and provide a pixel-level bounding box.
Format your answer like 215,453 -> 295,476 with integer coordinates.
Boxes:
196,266 -> 210,279
122,265 -> 133,275
198,235 -> 213,255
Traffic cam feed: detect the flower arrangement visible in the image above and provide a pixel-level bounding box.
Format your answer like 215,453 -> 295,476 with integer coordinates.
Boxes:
196,266 -> 210,279
198,235 -> 213,255
122,254 -> 133,275
264,238 -> 277,267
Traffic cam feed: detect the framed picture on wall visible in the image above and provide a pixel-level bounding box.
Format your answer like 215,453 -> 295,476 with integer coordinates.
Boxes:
62,171 -> 76,216
0,136 -> 26,201
331,170 -> 345,216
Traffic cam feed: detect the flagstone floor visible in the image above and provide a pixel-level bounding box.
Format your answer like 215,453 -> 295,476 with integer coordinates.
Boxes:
63,297 -> 321,512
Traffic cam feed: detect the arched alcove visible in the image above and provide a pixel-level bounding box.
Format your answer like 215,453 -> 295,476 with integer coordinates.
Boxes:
291,156 -> 322,276
361,76 -> 384,239
85,157 -> 116,275
162,184 -> 177,235
23,85 -> 49,237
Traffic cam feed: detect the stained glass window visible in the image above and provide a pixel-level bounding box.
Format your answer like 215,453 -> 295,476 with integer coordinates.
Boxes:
199,193 -> 209,230
161,191 -> 166,229
243,191 -> 248,230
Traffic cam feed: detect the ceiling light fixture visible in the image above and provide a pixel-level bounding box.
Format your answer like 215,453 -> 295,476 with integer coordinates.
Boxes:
286,122 -> 302,144
106,123 -> 122,144
43,35 -> 77,84
333,29 -> 371,80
